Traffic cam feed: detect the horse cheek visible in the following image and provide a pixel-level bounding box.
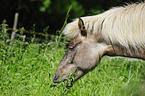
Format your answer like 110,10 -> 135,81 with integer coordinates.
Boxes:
74,49 -> 100,70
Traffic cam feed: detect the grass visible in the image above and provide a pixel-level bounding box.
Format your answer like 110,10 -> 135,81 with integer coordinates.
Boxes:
0,7 -> 145,95
0,37 -> 145,96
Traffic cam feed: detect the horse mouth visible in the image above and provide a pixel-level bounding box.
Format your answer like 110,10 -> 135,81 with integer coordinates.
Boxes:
52,74 -> 74,87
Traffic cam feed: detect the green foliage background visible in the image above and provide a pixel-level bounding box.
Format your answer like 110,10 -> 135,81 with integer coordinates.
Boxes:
0,0 -> 144,34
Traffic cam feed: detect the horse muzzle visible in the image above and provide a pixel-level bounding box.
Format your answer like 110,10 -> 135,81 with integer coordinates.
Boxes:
52,73 -> 74,87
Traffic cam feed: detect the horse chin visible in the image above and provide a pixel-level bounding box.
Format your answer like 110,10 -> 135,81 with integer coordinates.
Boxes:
66,81 -> 73,87
62,75 -> 74,87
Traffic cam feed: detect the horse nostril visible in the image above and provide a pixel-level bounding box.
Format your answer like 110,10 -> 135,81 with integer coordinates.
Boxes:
55,74 -> 59,79
52,74 -> 60,83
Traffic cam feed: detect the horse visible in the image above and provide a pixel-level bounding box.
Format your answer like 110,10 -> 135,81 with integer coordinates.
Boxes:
53,3 -> 145,87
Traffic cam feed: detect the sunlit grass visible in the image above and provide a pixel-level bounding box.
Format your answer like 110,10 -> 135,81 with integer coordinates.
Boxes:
0,38 -> 145,96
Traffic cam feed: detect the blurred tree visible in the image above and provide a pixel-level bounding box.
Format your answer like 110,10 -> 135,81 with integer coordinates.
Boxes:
40,0 -> 51,12
0,0 -> 144,36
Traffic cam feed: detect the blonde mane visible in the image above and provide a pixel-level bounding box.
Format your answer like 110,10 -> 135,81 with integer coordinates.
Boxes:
63,3 -> 145,49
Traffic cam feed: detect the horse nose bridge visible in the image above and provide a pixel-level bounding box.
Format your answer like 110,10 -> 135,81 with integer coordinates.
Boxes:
59,58 -> 71,67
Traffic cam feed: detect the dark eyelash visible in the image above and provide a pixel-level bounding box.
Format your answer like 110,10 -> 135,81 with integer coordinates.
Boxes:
68,41 -> 82,50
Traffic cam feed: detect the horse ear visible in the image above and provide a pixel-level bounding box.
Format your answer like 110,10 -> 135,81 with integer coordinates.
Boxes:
78,17 -> 87,37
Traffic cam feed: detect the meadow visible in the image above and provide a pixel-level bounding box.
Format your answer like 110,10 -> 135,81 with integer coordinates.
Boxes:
0,13 -> 145,95
0,31 -> 145,96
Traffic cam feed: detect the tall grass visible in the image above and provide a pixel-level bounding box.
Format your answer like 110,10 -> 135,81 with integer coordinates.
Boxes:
0,9 -> 145,96
0,38 -> 145,96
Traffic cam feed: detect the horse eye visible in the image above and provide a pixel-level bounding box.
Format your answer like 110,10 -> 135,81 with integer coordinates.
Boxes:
69,45 -> 75,50
68,40 -> 81,50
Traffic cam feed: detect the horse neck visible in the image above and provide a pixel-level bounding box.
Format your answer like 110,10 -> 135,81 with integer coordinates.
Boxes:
105,45 -> 145,60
